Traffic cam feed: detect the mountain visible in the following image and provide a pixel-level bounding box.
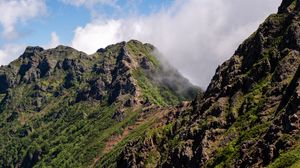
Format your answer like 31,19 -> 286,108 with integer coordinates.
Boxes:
117,0 -> 300,167
1,0 -> 300,167
0,40 -> 199,167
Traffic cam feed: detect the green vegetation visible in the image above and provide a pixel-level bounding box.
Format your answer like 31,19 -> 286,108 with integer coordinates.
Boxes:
268,146 -> 300,168
207,140 -> 238,168
132,69 -> 181,106
2,5 -> 298,167
98,118 -> 154,167
0,94 -> 5,103
126,40 -> 160,67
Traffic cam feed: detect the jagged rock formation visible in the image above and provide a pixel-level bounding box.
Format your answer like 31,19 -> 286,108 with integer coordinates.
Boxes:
2,0 -> 300,167
117,0 -> 300,167
0,40 -> 198,167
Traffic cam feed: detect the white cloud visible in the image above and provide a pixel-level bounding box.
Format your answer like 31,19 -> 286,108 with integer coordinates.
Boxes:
61,0 -> 118,18
0,0 -> 47,40
71,20 -> 121,52
0,44 -> 26,65
70,0 -> 282,88
0,32 -> 61,65
46,32 -> 61,48
61,0 -> 116,8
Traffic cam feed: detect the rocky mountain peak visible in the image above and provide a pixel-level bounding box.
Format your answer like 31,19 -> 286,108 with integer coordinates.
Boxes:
1,0 -> 300,167
0,39 -> 200,167
21,46 -> 44,59
23,46 -> 44,54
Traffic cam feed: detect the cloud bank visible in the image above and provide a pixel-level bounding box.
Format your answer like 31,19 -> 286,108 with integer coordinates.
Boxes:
0,44 -> 26,65
46,32 -> 61,48
70,0 -> 281,88
0,0 -> 47,40
0,0 -> 47,65
72,20 -> 121,52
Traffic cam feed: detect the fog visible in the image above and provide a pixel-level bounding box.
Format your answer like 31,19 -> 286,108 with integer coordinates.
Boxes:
71,0 -> 281,88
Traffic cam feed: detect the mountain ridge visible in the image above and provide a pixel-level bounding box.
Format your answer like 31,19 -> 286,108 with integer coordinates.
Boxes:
116,0 -> 300,167
1,0 -> 300,167
0,40 -> 199,167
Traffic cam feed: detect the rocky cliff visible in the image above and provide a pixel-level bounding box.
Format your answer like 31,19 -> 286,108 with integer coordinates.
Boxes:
1,0 -> 300,167
117,0 -> 300,167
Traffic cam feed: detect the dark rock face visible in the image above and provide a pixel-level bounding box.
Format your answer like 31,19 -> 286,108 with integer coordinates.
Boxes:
108,47 -> 138,104
278,0 -> 299,13
6,111 -> 18,122
0,74 -> 12,93
117,1 -> 300,167
112,109 -> 126,122
21,46 -> 44,59
21,148 -> 42,168
139,57 -> 152,69
62,58 -> 86,73
124,98 -> 136,107
63,72 -> 76,89
38,58 -> 55,78
75,79 -> 107,102
89,79 -> 106,100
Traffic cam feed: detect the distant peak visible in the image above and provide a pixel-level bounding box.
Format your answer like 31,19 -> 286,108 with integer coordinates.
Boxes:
127,39 -> 143,45
54,45 -> 75,51
96,48 -> 106,53
127,40 -> 155,50
24,46 -> 44,54
96,40 -> 146,54
21,46 -> 44,58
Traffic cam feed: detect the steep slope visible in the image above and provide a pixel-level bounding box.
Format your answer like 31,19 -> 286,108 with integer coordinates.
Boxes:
117,0 -> 300,167
0,40 -> 199,167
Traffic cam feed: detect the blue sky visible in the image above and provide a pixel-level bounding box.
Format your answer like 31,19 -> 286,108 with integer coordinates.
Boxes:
0,0 -> 281,87
0,0 -> 173,47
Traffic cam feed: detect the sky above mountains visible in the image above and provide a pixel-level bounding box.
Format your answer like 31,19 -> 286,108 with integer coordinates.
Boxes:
0,0 -> 281,88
